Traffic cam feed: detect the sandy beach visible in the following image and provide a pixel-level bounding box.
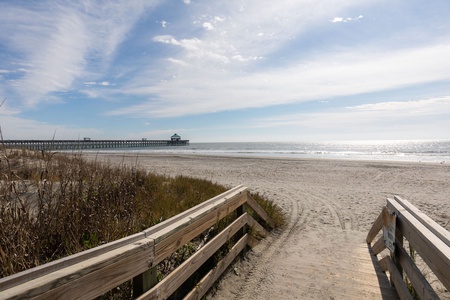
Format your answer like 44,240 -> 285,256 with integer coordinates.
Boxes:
85,153 -> 450,299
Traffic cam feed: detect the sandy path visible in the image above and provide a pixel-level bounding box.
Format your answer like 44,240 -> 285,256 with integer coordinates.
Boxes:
87,154 -> 450,299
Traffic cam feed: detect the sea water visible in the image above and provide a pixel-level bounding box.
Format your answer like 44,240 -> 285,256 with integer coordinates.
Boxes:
85,140 -> 450,163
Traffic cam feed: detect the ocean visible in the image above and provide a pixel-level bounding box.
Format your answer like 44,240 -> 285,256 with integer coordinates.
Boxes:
87,140 -> 450,163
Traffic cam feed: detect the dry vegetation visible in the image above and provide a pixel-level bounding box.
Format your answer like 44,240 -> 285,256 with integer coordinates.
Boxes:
0,147 -> 284,298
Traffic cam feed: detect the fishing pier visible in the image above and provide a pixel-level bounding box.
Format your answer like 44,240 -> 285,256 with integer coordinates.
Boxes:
2,134 -> 189,151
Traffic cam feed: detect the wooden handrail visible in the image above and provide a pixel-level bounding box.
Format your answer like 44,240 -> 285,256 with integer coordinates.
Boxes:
367,197 -> 449,300
0,186 -> 275,299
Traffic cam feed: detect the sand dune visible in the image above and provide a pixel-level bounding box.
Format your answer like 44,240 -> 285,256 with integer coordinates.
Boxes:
86,154 -> 450,299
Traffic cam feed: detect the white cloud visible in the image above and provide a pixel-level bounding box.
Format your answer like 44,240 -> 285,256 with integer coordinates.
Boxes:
331,15 -> 363,23
84,81 -> 112,86
331,17 -> 344,23
161,20 -> 168,28
153,35 -> 181,45
202,22 -> 214,30
167,58 -> 189,66
349,97 -> 450,115
183,0 -> 191,4
153,35 -> 230,63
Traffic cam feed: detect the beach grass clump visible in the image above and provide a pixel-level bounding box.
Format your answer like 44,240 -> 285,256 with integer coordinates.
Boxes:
0,148 -> 284,285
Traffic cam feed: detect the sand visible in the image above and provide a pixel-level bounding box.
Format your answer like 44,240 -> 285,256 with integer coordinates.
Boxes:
85,153 -> 450,299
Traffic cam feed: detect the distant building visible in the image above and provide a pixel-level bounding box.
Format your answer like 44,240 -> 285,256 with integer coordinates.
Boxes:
171,133 -> 181,141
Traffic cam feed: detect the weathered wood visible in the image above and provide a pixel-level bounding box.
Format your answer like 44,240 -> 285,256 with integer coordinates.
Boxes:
245,193 -> 275,229
0,231 -> 146,291
393,222 -> 404,282
372,236 -> 387,256
394,195 -> 450,248
133,266 -> 158,297
236,203 -> 247,239
152,191 -> 248,264
387,199 -> 450,292
395,242 -> 439,300
1,238 -> 154,300
246,214 -> 269,238
137,214 -> 249,300
367,209 -> 384,244
379,256 -> 413,300
184,234 -> 249,300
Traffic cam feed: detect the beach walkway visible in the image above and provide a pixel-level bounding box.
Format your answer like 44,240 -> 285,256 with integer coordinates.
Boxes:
211,192 -> 400,300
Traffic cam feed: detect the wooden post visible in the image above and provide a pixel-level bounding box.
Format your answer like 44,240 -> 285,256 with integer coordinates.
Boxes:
235,196 -> 248,259
236,203 -> 247,239
133,266 -> 158,297
392,226 -> 404,284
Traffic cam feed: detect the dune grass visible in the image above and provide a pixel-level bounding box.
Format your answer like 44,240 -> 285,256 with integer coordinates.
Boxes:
0,147 -> 285,288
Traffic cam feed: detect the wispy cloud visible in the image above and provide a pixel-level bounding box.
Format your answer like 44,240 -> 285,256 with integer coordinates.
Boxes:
253,96 -> 450,130
330,15 -> 363,23
84,81 -> 113,86
0,1 -> 157,106
109,44 -> 450,118
0,115 -> 101,140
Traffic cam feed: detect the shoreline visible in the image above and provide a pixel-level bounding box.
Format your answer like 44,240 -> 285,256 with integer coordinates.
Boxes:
82,151 -> 448,165
84,152 -> 450,299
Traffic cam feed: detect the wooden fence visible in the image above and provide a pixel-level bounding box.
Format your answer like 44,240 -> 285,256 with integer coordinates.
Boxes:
367,196 -> 450,300
0,185 -> 274,299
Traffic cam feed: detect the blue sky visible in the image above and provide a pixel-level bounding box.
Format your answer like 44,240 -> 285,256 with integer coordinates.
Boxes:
1,0 -> 450,142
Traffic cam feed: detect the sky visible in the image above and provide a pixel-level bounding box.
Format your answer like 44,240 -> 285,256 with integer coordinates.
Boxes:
1,0 -> 450,142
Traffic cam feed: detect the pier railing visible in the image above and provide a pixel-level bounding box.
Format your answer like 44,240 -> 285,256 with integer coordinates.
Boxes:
367,196 -> 450,300
0,185 -> 274,299
1,139 -> 189,151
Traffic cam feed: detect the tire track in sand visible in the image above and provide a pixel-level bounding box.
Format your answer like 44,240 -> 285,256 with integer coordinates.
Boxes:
230,187 -> 312,299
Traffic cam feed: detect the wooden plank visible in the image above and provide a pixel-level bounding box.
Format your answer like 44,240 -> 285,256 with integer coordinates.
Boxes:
387,199 -> 450,292
143,185 -> 246,238
379,256 -> 413,300
137,213 -> 249,300
183,234 -> 249,300
367,209 -> 384,244
394,195 -> 450,248
152,191 -> 248,264
0,238 -> 154,300
246,214 -> 269,238
245,193 -> 275,229
372,236 -> 386,256
395,243 -> 439,300
0,231 -> 146,291
246,235 -> 260,248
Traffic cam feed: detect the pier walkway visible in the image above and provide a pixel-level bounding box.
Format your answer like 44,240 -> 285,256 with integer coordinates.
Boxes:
1,139 -> 189,151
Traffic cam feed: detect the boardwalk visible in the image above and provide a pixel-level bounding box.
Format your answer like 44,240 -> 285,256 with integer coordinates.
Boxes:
95,154 -> 450,299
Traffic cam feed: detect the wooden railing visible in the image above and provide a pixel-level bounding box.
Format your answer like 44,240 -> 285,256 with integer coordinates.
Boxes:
367,196 -> 450,300
0,185 -> 274,299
